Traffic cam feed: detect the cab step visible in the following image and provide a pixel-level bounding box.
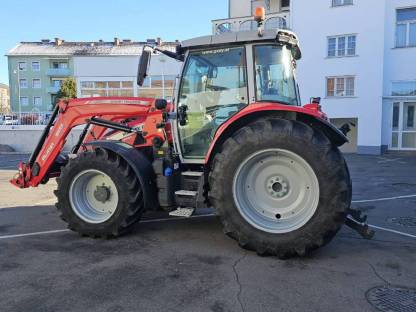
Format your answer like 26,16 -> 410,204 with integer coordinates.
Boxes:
182,171 -> 204,177
175,190 -> 198,208
181,171 -> 204,191
169,207 -> 195,218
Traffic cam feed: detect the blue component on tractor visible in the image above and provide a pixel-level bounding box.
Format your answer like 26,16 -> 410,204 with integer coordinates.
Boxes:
164,167 -> 173,177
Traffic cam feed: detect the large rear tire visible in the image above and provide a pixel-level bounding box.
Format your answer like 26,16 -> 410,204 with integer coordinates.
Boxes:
55,148 -> 144,238
209,118 -> 351,258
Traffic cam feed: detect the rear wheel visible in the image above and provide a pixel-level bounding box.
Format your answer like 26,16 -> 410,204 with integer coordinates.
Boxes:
55,148 -> 144,238
209,118 -> 351,258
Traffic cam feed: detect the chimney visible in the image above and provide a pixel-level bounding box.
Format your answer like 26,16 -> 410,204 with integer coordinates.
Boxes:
55,38 -> 63,46
114,37 -> 120,46
41,39 -> 50,44
156,37 -> 162,46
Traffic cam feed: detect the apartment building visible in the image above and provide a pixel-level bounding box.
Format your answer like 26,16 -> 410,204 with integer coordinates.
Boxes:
7,38 -> 180,113
7,38 -> 74,113
0,83 -> 10,114
214,0 -> 416,154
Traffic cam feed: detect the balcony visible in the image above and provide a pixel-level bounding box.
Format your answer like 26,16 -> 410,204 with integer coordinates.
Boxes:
47,86 -> 60,94
212,12 -> 290,35
46,68 -> 71,77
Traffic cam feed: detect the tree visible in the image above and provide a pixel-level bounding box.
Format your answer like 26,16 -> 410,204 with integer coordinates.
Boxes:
55,78 -> 77,106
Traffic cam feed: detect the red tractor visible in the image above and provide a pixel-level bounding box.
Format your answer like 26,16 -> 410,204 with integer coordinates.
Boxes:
11,16 -> 372,258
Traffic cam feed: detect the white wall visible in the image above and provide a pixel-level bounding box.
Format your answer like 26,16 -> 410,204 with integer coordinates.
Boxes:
229,0 -> 252,18
292,0 -> 387,153
383,0 -> 416,96
0,126 -> 82,152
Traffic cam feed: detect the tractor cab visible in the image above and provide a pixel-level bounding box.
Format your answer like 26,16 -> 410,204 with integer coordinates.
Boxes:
138,29 -> 303,160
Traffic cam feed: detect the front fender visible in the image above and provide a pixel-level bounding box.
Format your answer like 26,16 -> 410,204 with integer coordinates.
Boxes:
85,141 -> 158,211
205,103 -> 348,163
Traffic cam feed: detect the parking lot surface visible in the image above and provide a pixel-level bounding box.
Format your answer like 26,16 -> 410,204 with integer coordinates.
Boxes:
0,153 -> 415,312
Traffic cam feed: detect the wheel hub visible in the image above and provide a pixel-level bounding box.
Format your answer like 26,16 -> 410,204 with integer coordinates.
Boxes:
266,176 -> 289,198
94,185 -> 111,203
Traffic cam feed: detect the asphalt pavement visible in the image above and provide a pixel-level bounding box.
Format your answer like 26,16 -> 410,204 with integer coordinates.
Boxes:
0,152 -> 415,312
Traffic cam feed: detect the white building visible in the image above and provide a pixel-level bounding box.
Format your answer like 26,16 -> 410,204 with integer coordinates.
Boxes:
213,0 -> 416,154
73,39 -> 182,102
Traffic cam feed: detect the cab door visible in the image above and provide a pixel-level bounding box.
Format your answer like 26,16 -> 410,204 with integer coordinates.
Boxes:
176,46 -> 249,160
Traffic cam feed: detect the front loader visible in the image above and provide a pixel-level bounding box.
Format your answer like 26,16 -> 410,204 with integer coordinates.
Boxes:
11,10 -> 373,258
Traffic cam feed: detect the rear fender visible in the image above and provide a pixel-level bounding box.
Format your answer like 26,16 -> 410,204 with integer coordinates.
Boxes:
85,141 -> 158,211
205,104 -> 348,164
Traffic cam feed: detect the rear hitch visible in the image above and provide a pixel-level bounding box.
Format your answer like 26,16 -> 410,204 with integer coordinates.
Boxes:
345,208 -> 375,239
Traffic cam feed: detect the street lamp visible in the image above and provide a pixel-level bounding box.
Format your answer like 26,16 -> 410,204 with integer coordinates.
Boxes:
13,68 -> 21,124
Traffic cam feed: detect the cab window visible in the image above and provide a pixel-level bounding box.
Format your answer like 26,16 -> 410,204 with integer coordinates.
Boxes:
254,45 -> 298,106
178,47 -> 248,158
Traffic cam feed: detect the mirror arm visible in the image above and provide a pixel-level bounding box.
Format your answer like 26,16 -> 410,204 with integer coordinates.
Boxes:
154,47 -> 184,62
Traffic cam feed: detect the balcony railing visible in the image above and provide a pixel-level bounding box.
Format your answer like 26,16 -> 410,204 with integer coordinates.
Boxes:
212,12 -> 290,35
47,86 -> 61,94
46,68 -> 71,77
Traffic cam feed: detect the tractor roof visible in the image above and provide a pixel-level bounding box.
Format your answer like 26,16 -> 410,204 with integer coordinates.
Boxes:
180,29 -> 301,59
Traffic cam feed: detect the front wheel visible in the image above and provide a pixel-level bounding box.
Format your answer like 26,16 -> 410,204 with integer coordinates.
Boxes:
55,148 -> 145,238
209,118 -> 351,258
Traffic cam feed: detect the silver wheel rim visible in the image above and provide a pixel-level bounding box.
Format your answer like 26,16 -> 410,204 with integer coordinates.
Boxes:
69,169 -> 119,224
233,149 -> 320,234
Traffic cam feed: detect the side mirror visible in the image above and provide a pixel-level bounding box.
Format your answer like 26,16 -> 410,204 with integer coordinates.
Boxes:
137,49 -> 151,86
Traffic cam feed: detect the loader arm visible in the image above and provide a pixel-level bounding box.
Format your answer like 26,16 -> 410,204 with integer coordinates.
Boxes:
10,97 -> 163,189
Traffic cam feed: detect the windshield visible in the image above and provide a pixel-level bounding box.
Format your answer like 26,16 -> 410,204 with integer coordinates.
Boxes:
254,45 -> 298,106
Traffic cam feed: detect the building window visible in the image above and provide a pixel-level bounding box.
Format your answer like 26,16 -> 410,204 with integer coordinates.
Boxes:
52,79 -> 63,88
33,97 -> 42,107
32,62 -> 40,72
19,79 -> 28,89
32,79 -> 41,89
332,0 -> 353,7
327,35 -> 356,57
326,76 -> 355,97
396,7 -> 416,48
137,75 -> 176,100
52,62 -> 68,69
80,81 -> 135,97
392,81 -> 416,96
281,0 -> 290,10
20,97 -> 29,106
18,62 -> 27,71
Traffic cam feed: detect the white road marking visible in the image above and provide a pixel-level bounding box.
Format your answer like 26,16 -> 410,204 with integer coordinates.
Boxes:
352,194 -> 416,203
0,229 -> 69,240
376,157 -> 406,164
0,214 -> 217,240
368,224 -> 416,239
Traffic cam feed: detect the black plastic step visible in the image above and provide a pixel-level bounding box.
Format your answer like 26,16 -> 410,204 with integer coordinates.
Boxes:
181,171 -> 203,192
175,190 -> 198,208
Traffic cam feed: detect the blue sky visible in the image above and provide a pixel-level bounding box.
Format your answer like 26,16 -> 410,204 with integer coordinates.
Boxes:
0,0 -> 228,84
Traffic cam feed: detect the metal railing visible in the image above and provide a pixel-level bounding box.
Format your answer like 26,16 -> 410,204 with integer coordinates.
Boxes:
46,68 -> 71,76
212,12 -> 290,35
0,112 -> 53,126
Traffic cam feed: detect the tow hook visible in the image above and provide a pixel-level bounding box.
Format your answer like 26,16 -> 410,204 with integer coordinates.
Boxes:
345,208 -> 375,239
